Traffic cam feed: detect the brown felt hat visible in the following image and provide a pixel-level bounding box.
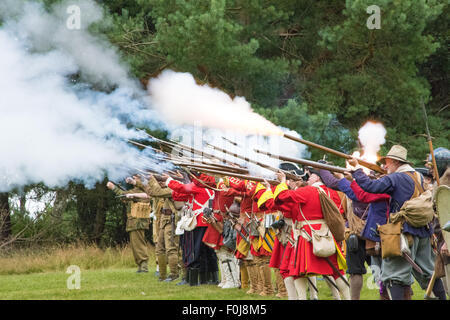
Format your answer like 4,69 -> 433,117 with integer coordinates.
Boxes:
379,145 -> 413,165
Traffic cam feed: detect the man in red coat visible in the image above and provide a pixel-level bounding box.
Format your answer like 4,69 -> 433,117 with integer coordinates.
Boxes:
223,177 -> 274,296
164,171 -> 218,286
254,169 -> 350,300
202,179 -> 240,289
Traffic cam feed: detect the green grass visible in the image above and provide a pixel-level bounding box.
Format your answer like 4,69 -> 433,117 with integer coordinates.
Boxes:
0,245 -> 428,300
0,265 -> 428,300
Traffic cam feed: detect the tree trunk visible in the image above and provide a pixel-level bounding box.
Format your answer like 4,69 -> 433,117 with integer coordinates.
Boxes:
19,193 -> 26,215
93,183 -> 107,245
0,193 -> 11,241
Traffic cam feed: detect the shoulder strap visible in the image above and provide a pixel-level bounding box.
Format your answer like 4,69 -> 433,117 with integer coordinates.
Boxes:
404,172 -> 424,197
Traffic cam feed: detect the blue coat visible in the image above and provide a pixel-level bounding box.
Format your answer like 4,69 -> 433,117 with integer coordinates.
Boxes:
352,169 -> 433,238
319,169 -> 389,242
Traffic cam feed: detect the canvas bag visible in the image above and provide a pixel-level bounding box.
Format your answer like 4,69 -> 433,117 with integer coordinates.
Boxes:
315,186 -> 346,242
299,206 -> 336,258
389,172 -> 435,227
378,221 -> 402,259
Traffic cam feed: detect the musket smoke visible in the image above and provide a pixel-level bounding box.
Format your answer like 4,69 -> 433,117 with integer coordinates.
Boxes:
147,70 -> 284,136
358,121 -> 387,163
0,0 -> 170,192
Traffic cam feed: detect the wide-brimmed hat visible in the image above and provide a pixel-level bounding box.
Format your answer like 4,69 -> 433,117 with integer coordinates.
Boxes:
379,145 -> 413,165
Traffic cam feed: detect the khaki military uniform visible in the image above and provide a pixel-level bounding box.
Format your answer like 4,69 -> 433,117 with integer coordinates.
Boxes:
137,177 -> 180,280
113,186 -> 151,272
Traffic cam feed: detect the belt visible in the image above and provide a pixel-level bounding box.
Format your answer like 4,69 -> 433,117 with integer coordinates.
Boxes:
294,219 -> 325,230
293,219 -> 326,242
161,209 -> 173,216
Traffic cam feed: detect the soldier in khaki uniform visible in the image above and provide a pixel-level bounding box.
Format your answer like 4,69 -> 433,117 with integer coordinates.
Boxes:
127,175 -> 181,282
106,179 -> 151,273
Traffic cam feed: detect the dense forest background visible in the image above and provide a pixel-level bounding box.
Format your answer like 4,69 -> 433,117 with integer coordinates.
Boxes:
0,0 -> 448,247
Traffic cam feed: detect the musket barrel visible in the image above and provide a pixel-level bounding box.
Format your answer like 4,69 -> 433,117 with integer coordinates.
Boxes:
206,142 -> 302,181
283,133 -> 386,174
185,166 -> 279,185
254,148 -> 348,174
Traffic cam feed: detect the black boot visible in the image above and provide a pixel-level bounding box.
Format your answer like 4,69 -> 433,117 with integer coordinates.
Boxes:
207,271 -> 219,285
189,268 -> 199,286
199,270 -> 208,285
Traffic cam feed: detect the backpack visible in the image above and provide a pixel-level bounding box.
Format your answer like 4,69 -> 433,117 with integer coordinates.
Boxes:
390,172 -> 435,227
315,186 -> 346,242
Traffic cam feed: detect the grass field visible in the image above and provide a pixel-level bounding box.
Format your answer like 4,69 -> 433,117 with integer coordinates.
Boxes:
0,245 -> 428,300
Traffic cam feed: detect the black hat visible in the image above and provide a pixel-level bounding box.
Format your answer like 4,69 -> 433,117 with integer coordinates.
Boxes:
279,162 -> 309,181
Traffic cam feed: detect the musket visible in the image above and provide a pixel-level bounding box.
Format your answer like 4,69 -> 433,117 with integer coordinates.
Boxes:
206,142 -> 302,181
172,161 -> 250,175
127,140 -> 172,160
421,99 -> 440,299
283,133 -> 386,174
254,148 -> 349,174
421,99 -> 440,185
139,129 -> 241,166
227,212 -> 250,244
184,166 -> 280,185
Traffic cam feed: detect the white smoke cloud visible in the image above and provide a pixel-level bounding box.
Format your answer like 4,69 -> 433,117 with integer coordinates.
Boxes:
0,0 -> 170,192
0,0 -> 137,89
147,70 -> 284,136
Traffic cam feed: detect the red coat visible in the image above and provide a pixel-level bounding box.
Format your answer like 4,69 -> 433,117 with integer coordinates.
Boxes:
166,177 -> 215,228
254,186 -> 295,274
213,181 -> 235,213
202,213 -> 224,250
274,183 -> 345,278
226,178 -> 271,257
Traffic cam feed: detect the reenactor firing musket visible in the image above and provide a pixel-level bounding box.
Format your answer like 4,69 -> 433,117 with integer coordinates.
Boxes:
282,133 -> 386,174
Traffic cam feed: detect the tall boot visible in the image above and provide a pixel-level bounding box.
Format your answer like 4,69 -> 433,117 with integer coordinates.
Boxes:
157,255 -> 167,281
231,258 -> 241,288
246,264 -> 259,294
240,264 -> 249,290
308,277 -> 318,300
349,274 -> 363,300
335,276 -> 351,300
275,271 -> 288,298
284,276 -> 298,300
259,264 -> 274,296
199,270 -> 208,285
294,277 -> 308,300
218,257 -> 225,287
189,268 -> 200,286
208,271 -> 219,285
166,254 -> 179,281
221,260 -> 237,289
